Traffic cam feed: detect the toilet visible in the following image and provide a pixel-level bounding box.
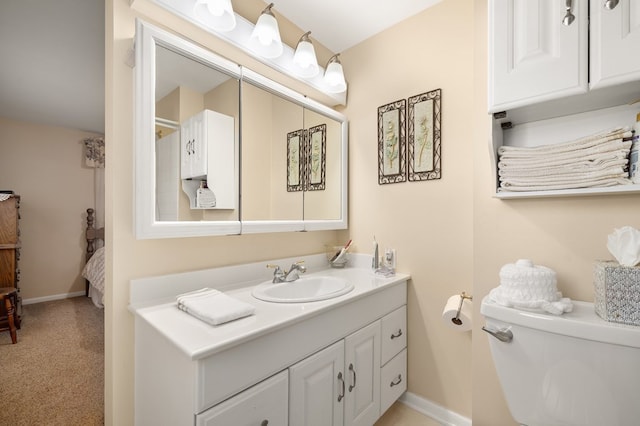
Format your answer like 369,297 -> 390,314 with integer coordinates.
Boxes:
481,296 -> 640,426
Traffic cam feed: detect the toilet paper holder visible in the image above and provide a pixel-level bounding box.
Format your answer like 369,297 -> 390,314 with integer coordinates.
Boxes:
451,292 -> 473,325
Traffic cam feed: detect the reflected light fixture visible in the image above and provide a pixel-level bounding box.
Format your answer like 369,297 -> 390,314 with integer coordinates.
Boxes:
292,31 -> 319,78
249,3 -> 283,58
324,54 -> 347,93
194,0 -> 237,32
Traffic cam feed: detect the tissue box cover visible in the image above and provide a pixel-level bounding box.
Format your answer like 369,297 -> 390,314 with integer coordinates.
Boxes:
594,261 -> 640,326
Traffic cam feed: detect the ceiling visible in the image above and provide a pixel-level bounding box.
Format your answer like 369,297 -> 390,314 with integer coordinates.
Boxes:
0,0 -> 441,135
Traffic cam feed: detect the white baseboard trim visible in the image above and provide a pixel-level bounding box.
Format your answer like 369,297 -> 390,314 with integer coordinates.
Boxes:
22,291 -> 86,305
399,391 -> 472,426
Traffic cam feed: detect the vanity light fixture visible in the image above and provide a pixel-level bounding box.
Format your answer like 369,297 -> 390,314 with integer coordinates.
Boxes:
193,0 -> 236,32
324,54 -> 347,94
292,31 -> 319,78
249,3 -> 283,59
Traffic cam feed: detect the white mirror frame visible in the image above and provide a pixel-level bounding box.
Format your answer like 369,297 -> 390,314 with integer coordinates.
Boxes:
134,20 -> 348,239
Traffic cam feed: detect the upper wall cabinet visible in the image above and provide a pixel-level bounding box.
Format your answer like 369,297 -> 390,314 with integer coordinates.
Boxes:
488,0 -> 588,112
489,0 -> 640,114
488,0 -> 640,199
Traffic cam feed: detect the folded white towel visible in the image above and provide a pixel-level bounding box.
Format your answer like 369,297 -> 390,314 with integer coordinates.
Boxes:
176,288 -> 255,326
498,157 -> 628,178
497,127 -> 632,158
498,176 -> 631,192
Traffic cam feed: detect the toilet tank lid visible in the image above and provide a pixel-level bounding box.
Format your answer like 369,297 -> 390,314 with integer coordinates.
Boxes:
481,296 -> 640,349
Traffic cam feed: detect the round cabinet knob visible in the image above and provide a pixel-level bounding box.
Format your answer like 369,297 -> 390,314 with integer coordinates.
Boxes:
261,420 -> 269,426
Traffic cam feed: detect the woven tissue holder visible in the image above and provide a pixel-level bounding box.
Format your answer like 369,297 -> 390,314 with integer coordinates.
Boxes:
594,261 -> 640,326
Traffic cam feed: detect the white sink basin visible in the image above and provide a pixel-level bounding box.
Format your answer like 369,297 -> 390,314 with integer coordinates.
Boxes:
252,276 -> 354,303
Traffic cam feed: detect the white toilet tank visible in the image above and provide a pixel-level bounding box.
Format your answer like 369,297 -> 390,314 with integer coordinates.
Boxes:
481,296 -> 640,426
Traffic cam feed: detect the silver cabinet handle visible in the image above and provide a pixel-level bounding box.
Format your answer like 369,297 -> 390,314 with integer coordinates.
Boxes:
348,363 -> 357,392
604,0 -> 619,10
562,0 -> 575,26
390,329 -> 403,339
482,326 -> 513,343
337,372 -> 345,402
390,374 -> 402,387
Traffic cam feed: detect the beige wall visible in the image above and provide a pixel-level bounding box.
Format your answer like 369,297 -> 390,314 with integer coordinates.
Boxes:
0,116 -> 98,300
340,0 -> 474,419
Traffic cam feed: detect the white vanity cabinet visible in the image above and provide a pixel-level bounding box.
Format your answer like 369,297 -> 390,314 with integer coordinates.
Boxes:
489,0 -> 640,113
131,261 -> 408,426
180,109 -> 235,208
289,321 -> 382,426
196,370 -> 288,426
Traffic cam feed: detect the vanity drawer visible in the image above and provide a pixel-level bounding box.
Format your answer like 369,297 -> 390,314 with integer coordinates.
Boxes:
380,305 -> 407,365
380,348 -> 407,416
196,370 -> 288,426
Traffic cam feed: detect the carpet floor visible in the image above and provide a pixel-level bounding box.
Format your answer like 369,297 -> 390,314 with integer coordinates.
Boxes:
0,297 -> 104,425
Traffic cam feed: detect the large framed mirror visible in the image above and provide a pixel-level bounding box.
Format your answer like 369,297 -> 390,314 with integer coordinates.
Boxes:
134,20 -> 347,239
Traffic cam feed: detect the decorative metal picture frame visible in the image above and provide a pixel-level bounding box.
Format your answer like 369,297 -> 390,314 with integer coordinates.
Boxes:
287,129 -> 304,192
306,124 -> 326,191
408,88 -> 441,181
377,99 -> 406,184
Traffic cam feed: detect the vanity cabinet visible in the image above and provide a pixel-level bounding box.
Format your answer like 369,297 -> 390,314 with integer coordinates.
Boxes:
196,370 -> 288,426
132,267 -> 407,426
289,321 -> 381,426
489,0 -> 640,113
180,109 -> 235,209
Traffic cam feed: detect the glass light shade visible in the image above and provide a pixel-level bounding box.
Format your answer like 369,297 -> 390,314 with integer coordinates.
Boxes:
324,57 -> 347,93
249,9 -> 283,58
194,0 -> 236,32
292,34 -> 319,78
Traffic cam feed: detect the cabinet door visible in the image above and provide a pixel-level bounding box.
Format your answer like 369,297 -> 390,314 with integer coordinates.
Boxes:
190,111 -> 208,178
196,370 -> 288,426
290,340 -> 345,426
590,0 -> 640,89
344,321 -> 381,426
180,115 -> 194,179
488,0 -> 588,112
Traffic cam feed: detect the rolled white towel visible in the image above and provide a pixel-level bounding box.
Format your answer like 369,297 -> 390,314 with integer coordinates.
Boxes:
176,288 -> 255,326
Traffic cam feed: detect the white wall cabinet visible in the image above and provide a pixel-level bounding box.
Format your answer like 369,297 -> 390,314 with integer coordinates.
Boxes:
488,0 -> 588,112
488,0 -> 640,199
180,109 -> 235,208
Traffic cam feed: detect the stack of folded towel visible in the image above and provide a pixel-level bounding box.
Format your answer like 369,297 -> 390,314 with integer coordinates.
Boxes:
176,288 -> 255,326
498,127 -> 634,192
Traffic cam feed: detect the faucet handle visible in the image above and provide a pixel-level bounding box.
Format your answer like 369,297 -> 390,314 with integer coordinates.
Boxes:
267,264 -> 285,282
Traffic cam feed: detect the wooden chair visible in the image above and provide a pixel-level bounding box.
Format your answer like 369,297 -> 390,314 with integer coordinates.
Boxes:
0,287 -> 18,344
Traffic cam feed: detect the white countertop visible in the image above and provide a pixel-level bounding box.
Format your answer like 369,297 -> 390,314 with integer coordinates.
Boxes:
129,253 -> 410,360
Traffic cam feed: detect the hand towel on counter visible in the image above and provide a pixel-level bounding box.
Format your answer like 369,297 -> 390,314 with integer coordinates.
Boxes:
176,287 -> 255,326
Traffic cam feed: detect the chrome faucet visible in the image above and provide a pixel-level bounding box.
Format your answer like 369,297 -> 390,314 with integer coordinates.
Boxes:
267,261 -> 306,283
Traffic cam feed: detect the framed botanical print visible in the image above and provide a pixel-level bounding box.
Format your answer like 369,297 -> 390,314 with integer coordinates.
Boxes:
287,129 -> 304,192
377,99 -> 406,184
408,88 -> 441,181
306,124 -> 326,191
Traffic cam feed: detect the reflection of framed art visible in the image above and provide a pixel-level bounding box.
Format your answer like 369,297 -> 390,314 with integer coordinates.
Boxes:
377,99 -> 406,184
408,88 -> 441,181
306,124 -> 326,191
287,129 -> 304,192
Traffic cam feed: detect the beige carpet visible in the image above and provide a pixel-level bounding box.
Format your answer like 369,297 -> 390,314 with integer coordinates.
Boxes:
0,297 -> 104,425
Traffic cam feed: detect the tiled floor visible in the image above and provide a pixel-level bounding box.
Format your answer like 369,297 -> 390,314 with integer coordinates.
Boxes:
375,402 -> 442,426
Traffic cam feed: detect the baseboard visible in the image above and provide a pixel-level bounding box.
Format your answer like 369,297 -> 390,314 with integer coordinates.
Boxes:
22,291 -> 86,305
399,391 -> 472,426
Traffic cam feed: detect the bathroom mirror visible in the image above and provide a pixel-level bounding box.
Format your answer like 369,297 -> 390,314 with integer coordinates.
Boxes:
135,20 -> 347,239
